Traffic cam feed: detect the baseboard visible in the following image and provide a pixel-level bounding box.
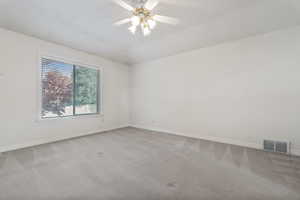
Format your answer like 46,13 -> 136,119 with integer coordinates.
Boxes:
3,124 -> 299,157
0,125 -> 129,153
130,125 -> 300,157
130,124 -> 260,149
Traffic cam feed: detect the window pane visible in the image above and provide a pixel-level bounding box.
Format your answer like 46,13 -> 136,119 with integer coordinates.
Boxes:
74,66 -> 99,115
41,58 -> 73,118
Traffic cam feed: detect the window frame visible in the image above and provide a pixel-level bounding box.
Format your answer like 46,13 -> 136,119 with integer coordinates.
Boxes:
37,54 -> 103,121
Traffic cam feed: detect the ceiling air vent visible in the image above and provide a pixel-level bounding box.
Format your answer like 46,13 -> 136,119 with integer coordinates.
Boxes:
263,140 -> 290,154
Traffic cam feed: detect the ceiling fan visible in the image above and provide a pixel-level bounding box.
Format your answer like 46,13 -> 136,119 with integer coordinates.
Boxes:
113,0 -> 179,36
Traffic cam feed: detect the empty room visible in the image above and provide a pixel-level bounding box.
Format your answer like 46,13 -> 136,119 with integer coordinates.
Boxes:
0,0 -> 300,199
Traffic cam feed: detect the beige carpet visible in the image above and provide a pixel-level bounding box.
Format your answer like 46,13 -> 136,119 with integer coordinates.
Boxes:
0,127 -> 299,199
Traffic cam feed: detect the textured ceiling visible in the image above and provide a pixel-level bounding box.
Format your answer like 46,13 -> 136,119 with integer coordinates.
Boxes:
0,0 -> 300,65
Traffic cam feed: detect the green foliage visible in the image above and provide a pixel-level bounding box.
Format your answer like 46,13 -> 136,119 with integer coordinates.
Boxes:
75,66 -> 98,106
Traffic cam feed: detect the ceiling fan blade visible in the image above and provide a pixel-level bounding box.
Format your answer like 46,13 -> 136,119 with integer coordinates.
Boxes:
153,15 -> 179,25
114,18 -> 131,26
112,0 -> 134,11
145,0 -> 159,10
160,0 -> 198,6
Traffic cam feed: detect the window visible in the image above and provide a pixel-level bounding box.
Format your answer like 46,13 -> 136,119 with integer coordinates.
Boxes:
41,58 -> 100,118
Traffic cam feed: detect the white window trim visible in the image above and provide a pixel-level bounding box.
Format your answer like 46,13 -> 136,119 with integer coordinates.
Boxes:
36,53 -> 104,122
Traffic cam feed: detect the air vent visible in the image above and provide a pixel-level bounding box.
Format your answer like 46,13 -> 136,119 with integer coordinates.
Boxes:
275,142 -> 288,153
263,140 -> 290,154
264,140 -> 275,152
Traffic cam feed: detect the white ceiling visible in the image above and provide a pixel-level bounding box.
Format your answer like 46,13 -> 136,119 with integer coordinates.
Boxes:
0,0 -> 300,65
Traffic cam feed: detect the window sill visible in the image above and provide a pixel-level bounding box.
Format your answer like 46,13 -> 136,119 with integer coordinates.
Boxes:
35,113 -> 104,123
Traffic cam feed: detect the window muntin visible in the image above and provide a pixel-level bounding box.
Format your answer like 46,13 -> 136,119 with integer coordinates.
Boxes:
41,58 -> 100,119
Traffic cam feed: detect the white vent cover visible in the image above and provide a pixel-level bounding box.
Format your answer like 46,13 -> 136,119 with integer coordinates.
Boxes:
263,140 -> 291,154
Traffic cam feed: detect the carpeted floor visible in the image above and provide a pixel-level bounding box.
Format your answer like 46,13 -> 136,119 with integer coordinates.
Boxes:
0,127 -> 299,200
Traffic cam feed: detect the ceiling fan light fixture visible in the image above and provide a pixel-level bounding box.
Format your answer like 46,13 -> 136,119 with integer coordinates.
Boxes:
128,25 -> 137,34
141,23 -> 151,36
131,15 -> 140,26
147,19 -> 156,29
113,0 -> 179,36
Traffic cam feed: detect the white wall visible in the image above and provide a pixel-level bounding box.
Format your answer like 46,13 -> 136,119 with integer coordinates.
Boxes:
2,26 -> 300,155
130,26 -> 300,156
0,28 -> 130,152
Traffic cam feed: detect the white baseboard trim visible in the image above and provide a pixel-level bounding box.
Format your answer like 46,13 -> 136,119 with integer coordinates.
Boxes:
130,125 -> 300,157
0,125 -> 129,153
130,124 -> 260,149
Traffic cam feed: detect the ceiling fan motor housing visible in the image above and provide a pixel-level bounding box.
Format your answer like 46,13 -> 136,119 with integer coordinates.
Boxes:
133,7 -> 152,24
